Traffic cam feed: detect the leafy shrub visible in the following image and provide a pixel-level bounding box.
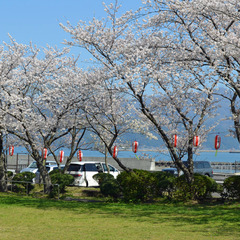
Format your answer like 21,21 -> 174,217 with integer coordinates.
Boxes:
12,172 -> 36,194
93,173 -> 121,199
93,173 -> 114,184
117,170 -> 156,203
223,175 -> 240,200
152,171 -> 175,198
174,174 -> 218,201
49,170 -> 74,198
7,171 -> 14,178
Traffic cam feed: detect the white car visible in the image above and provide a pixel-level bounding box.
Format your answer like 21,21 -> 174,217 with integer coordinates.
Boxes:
67,161 -> 120,187
20,161 -> 56,174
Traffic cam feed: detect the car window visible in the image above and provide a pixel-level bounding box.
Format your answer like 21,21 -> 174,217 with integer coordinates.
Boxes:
67,164 -> 83,171
46,162 -> 56,166
84,163 -> 99,172
203,162 -> 211,168
29,162 -> 37,168
194,162 -> 205,169
193,162 -> 198,168
108,165 -> 115,172
102,163 -> 108,172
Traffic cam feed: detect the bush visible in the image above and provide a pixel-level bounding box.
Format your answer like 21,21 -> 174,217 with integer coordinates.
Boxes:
7,171 -> 14,179
12,172 -> 36,194
223,175 -> 240,200
93,173 -> 121,199
152,171 -> 175,198
49,170 -> 74,198
93,173 -> 115,184
117,170 -> 156,203
174,174 -> 218,201
96,170 -> 176,203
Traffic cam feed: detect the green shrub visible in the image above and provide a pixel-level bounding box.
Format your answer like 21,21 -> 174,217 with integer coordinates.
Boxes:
12,172 -> 36,194
93,173 -> 121,199
7,171 -> 14,178
117,170 -> 156,203
93,173 -> 115,184
223,175 -> 240,199
101,178 -> 121,199
152,171 -> 175,198
49,170 -> 74,198
174,174 -> 218,201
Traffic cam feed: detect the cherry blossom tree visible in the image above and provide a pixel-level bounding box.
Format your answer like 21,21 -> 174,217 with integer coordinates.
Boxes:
0,38 -> 88,193
0,38 -> 34,191
82,68 -> 139,172
141,0 -> 240,143
60,1 -> 219,182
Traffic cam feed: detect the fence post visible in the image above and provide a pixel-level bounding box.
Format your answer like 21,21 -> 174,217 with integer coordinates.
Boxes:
16,153 -> 19,173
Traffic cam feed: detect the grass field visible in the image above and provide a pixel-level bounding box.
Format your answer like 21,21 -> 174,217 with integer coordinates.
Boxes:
0,190 -> 240,240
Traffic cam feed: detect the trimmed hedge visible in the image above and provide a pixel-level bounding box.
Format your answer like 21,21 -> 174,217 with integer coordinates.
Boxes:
93,173 -> 121,199
223,175 -> 240,200
174,173 -> 218,201
96,170 -> 219,203
152,171 -> 175,198
12,172 -> 36,194
49,169 -> 74,197
96,170 -> 175,203
117,170 -> 156,203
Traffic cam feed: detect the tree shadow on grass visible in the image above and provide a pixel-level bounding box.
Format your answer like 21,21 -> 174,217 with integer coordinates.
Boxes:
0,193 -> 240,238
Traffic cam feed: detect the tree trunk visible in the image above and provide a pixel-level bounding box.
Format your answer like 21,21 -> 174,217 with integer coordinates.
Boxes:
0,132 -> 7,192
105,145 -> 110,174
38,162 -> 53,194
231,93 -> 240,143
0,153 -> 7,192
31,147 -> 53,194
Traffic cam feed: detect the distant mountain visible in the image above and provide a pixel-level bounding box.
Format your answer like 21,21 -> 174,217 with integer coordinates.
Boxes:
121,96 -> 239,151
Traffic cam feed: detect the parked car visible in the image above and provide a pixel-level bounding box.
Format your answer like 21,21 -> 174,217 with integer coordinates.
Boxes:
66,161 -> 120,187
162,160 -> 213,177
33,165 -> 65,184
20,161 -> 56,174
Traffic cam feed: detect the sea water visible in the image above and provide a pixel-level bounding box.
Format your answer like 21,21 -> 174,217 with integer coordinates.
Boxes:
14,147 -> 240,163
123,150 -> 240,163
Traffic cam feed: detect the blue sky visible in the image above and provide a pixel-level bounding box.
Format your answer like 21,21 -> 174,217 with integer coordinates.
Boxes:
0,0 -> 140,50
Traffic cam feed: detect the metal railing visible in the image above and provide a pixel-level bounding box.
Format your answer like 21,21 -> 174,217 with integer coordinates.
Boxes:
3,179 -> 60,200
212,161 -> 240,174
7,164 -> 28,173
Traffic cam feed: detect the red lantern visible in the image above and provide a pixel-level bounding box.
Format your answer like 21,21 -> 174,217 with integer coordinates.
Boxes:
113,146 -> 118,159
132,141 -> 139,153
172,134 -> 178,148
59,150 -> 64,163
42,148 -> 48,160
9,145 -> 14,156
193,136 -> 200,147
77,150 -> 83,162
215,135 -> 221,150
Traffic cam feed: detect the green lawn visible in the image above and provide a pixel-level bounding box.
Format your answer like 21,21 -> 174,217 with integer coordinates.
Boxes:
0,192 -> 240,240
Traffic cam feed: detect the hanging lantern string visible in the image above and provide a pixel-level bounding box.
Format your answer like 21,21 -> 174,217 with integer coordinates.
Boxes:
215,135 -> 221,157
132,141 -> 139,160
113,146 -> 118,159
